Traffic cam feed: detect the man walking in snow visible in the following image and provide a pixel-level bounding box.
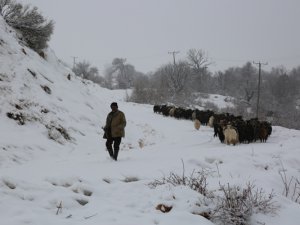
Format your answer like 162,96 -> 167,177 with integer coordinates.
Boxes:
103,102 -> 126,161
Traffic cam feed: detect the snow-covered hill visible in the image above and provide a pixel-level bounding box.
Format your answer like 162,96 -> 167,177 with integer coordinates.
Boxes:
1,16 -> 300,225
193,92 -> 235,109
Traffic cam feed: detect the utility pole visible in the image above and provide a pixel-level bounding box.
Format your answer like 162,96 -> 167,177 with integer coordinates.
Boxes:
253,61 -> 268,119
71,56 -> 78,68
168,51 -> 180,66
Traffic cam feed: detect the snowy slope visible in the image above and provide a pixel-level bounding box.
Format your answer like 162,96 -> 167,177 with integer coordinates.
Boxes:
194,93 -> 235,109
1,16 -> 300,225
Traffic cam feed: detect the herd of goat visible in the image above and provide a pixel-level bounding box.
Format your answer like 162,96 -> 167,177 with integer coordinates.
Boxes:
153,105 -> 272,145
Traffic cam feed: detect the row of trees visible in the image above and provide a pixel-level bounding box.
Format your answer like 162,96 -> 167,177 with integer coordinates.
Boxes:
130,49 -> 211,104
127,49 -> 300,129
72,57 -> 143,89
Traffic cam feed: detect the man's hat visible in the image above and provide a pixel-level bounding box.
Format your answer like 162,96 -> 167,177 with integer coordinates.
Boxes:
110,102 -> 118,108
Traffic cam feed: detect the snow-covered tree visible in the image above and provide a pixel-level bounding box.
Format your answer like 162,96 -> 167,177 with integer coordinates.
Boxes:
104,58 -> 137,89
0,0 -> 54,52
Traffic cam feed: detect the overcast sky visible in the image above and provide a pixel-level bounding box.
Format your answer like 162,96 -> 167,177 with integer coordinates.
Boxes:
20,0 -> 300,74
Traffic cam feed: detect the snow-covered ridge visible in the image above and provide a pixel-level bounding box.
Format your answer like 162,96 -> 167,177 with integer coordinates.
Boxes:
0,16 -> 114,162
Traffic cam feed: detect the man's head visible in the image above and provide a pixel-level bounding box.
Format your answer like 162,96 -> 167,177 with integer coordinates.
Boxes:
110,102 -> 118,112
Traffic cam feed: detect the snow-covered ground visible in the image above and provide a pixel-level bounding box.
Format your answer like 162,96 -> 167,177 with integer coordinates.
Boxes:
194,93 -> 235,109
1,16 -> 300,225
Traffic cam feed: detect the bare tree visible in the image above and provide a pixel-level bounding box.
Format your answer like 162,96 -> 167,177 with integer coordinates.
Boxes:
186,49 -> 211,92
129,75 -> 151,103
159,61 -> 190,98
240,62 -> 257,105
187,49 -> 211,73
72,61 -> 91,79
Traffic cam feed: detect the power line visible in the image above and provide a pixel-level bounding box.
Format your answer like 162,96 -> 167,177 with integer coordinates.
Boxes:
253,61 -> 268,119
73,50 -> 300,65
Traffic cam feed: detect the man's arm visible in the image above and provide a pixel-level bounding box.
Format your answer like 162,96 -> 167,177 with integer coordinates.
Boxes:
120,112 -> 126,128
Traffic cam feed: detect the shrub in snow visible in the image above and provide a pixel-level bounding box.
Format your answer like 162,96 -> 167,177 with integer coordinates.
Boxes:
6,111 -> 25,125
211,183 -> 277,225
0,73 -> 9,81
0,0 -> 54,52
149,165 -> 210,196
279,169 -> 300,204
46,122 -> 71,144
47,126 -> 63,143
